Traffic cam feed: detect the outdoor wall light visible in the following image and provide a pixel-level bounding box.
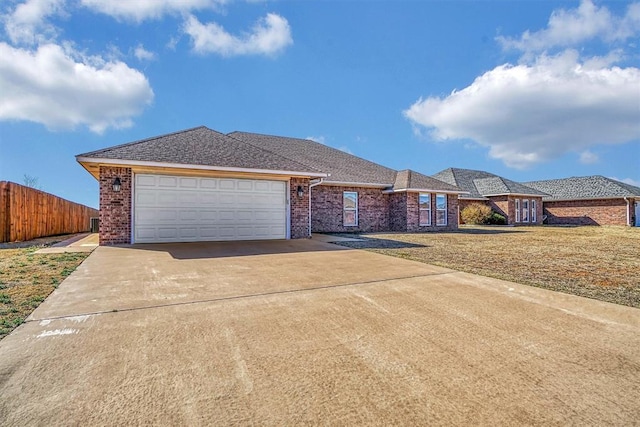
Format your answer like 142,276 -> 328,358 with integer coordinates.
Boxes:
297,185 -> 304,198
112,177 -> 122,193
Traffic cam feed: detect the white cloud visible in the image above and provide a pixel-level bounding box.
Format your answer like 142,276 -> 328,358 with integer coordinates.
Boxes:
0,42 -> 154,133
497,0 -> 640,52
579,150 -> 599,164
4,0 -> 65,45
610,177 -> 640,187
306,135 -> 325,144
338,146 -> 353,155
404,50 -> 640,169
134,44 -> 156,61
184,13 -> 292,56
79,0 -> 225,22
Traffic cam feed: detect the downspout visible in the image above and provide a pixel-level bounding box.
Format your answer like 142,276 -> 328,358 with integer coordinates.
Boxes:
624,197 -> 630,226
309,178 -> 324,237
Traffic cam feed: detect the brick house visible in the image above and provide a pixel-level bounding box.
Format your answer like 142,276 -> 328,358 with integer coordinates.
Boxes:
77,127 -> 464,245
432,168 -> 547,225
524,176 -> 640,227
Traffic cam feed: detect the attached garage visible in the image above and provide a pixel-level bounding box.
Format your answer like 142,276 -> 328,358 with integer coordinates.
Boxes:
133,174 -> 287,243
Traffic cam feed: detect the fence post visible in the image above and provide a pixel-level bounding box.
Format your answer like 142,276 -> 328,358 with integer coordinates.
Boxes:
0,182 -> 10,243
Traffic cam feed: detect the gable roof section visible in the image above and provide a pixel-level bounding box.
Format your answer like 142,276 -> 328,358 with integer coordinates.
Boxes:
524,176 -> 640,201
432,168 -> 547,199
392,169 -> 462,193
228,131 -> 397,186
76,126 -> 325,177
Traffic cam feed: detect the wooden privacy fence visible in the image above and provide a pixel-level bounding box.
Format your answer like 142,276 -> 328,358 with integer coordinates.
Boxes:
0,181 -> 99,243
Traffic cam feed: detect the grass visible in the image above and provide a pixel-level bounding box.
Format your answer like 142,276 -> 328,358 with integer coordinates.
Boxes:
335,226 -> 640,308
0,241 -> 89,340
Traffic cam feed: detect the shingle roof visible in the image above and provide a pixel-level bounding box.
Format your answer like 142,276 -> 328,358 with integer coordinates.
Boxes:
229,131 -> 397,185
393,169 -> 461,193
432,168 -> 547,198
524,176 -> 640,201
77,126 -> 323,175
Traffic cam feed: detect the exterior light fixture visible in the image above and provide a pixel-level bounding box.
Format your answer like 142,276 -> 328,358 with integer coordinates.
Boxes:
297,185 -> 304,198
112,177 -> 122,192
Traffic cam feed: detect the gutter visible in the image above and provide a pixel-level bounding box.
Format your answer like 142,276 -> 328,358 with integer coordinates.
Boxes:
309,178 -> 325,237
624,197 -> 630,226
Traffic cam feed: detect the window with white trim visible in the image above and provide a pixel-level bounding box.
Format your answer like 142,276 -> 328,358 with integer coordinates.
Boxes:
436,194 -> 447,226
343,192 -> 358,226
522,199 -> 529,222
515,199 -> 521,222
531,200 -> 537,223
419,193 -> 431,226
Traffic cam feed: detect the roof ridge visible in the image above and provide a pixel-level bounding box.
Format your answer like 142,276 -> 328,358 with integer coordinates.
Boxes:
229,131 -> 399,175
77,126 -> 209,157
225,132 -> 325,174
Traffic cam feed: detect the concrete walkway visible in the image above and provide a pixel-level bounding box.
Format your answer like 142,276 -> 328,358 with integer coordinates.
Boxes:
34,233 -> 98,254
1,239 -> 638,425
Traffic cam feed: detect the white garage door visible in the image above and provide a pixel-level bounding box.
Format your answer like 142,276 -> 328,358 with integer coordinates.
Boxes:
134,174 -> 287,243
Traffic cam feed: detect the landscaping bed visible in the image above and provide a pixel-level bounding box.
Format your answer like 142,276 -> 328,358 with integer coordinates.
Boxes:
0,236 -> 90,339
335,226 -> 640,308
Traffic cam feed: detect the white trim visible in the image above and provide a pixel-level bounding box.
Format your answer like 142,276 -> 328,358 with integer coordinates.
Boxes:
531,199 -> 537,223
522,199 -> 530,222
436,193 -> 447,226
482,193 -> 546,198
542,197 -> 635,202
515,199 -> 521,223
286,180 -> 291,239
343,191 -> 358,227
321,180 -> 390,188
77,157 -> 328,178
419,193 -> 431,226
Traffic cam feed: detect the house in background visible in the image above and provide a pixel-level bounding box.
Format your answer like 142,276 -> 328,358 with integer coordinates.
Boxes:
77,127 -> 464,245
524,176 -> 640,227
432,168 -> 547,226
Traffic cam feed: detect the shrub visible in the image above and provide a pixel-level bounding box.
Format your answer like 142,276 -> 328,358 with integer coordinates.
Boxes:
461,203 -> 492,225
486,212 -> 506,225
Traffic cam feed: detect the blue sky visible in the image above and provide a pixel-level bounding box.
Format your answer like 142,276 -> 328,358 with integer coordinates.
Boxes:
1,0 -> 638,208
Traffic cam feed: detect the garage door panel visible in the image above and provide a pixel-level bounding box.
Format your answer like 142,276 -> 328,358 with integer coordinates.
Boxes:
134,174 -> 287,243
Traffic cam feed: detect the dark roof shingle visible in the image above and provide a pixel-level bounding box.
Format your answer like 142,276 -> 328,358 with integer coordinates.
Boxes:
393,169 -> 461,193
524,176 -> 640,201
432,168 -> 547,198
77,126 -> 323,175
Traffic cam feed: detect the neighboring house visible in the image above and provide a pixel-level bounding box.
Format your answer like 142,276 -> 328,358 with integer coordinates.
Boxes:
432,168 -> 547,225
77,126 -> 464,245
524,176 -> 640,227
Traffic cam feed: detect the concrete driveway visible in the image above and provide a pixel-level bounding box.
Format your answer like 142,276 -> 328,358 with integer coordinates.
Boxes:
0,238 -> 638,425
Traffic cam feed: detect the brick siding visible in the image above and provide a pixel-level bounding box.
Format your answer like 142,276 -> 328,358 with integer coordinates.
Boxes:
312,186 -> 459,233
543,198 -> 632,226
311,186 -> 389,233
459,196 -> 543,225
290,178 -> 310,238
405,192 -> 459,232
99,166 -> 132,245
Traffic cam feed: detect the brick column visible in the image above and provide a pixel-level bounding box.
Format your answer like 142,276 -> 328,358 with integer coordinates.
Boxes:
99,166 -> 132,245
290,178 -> 310,239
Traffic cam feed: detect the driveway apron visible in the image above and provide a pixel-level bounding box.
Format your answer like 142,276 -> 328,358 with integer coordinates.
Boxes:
0,239 -> 638,426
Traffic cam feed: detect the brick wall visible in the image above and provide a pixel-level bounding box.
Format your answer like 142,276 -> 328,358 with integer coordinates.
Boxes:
389,193 -> 407,231
487,195 -> 544,225
99,166 -> 132,245
543,198 -> 631,226
311,186 -> 389,233
404,193 -> 458,232
290,178 -> 310,238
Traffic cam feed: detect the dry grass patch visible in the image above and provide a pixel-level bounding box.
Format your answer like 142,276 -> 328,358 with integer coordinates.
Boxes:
0,243 -> 89,339
336,226 -> 640,308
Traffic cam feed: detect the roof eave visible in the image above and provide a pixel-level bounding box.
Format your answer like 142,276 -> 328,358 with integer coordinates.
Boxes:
383,188 -> 468,195
76,157 -> 328,179
318,180 -> 391,188
481,192 -> 547,198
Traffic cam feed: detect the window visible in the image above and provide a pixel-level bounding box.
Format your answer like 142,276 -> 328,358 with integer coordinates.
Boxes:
419,193 -> 431,226
531,200 -> 537,223
522,199 -> 529,222
515,199 -> 521,222
436,194 -> 447,226
343,192 -> 358,226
